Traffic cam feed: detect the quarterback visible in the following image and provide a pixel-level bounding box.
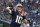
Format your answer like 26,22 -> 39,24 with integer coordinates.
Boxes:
6,4 -> 27,27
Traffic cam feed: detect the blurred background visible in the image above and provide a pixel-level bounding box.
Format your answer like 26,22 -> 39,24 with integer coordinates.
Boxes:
0,0 -> 40,27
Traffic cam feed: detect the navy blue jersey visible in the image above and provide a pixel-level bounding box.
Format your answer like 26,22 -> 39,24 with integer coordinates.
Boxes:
11,10 -> 26,24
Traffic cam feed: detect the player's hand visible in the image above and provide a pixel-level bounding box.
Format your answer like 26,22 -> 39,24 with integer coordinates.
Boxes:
24,19 -> 27,24
6,7 -> 10,12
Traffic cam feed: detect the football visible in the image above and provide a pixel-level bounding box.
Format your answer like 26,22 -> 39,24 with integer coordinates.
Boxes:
6,7 -> 10,12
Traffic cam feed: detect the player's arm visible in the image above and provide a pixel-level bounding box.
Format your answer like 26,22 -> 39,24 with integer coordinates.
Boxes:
6,7 -> 12,14
22,11 -> 27,24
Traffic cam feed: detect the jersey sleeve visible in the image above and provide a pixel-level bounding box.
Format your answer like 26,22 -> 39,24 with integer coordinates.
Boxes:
22,16 -> 26,20
9,10 -> 12,14
9,9 -> 16,14
9,9 -> 16,15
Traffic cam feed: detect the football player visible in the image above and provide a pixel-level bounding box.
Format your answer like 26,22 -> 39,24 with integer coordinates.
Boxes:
6,3 -> 27,27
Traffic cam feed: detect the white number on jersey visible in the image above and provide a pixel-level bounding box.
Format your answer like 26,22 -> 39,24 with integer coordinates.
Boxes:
15,15 -> 23,24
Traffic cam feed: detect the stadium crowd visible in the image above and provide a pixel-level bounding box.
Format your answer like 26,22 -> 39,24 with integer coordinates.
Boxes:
0,0 -> 40,27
